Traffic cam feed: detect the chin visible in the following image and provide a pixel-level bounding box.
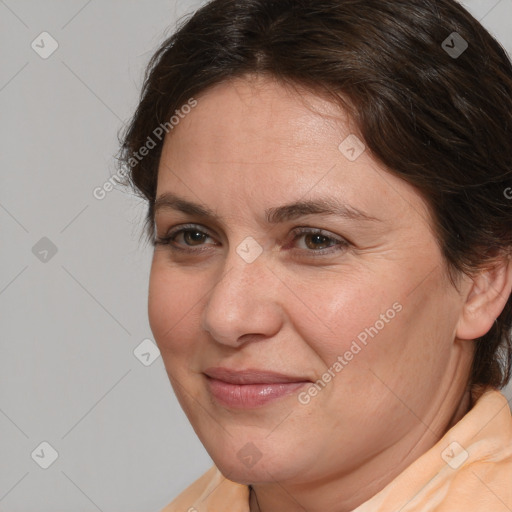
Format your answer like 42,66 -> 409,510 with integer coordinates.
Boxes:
206,440 -> 301,485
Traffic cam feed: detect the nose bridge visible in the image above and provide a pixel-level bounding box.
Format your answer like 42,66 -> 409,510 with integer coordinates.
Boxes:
201,244 -> 282,345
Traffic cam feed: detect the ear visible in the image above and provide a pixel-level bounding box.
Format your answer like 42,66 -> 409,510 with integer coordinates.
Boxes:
456,255 -> 512,340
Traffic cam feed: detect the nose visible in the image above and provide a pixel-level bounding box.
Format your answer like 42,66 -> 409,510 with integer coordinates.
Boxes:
201,248 -> 283,347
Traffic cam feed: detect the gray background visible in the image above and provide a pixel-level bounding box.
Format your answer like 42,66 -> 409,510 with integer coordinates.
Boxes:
1,1 -> 511,511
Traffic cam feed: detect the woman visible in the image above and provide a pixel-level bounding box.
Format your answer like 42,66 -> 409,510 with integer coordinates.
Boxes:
119,0 -> 512,510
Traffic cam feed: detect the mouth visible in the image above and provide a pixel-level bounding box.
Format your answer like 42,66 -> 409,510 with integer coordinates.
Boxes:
203,367 -> 311,408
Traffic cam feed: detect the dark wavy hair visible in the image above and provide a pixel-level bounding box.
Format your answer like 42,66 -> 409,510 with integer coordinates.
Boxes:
118,0 -> 512,389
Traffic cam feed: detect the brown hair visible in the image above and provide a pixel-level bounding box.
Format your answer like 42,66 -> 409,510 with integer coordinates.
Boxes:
118,0 -> 512,389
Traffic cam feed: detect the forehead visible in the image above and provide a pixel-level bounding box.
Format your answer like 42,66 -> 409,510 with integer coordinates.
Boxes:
157,76 -> 353,188
155,75 -> 431,230
187,74 -> 349,143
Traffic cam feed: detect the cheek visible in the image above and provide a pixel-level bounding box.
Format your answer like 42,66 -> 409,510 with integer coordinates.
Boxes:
287,269 -> 393,364
290,263 -> 449,392
147,260 -> 201,356
312,271 -> 458,403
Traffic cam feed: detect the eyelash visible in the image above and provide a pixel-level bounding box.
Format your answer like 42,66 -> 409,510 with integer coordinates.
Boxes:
153,223 -> 350,257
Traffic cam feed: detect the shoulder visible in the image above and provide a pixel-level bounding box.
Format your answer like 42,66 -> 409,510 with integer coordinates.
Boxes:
160,465 -> 250,512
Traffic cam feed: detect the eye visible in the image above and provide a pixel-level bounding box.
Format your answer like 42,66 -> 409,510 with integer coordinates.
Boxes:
298,232 -> 336,250
154,224 -> 350,257
288,227 -> 349,255
178,230 -> 210,246
153,224 -> 216,251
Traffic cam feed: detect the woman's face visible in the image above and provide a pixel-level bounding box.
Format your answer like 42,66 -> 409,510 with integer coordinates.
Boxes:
149,75 -> 472,485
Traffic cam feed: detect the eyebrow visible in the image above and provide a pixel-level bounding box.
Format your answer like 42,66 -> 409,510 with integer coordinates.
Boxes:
153,192 -> 380,224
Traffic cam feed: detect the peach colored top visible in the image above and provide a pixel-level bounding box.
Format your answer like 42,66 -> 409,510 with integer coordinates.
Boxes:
161,387 -> 512,511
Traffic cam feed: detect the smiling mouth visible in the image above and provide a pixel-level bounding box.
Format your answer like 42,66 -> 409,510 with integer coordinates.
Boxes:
203,367 -> 311,408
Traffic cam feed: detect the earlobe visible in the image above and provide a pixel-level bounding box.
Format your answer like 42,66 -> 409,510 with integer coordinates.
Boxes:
456,256 -> 512,340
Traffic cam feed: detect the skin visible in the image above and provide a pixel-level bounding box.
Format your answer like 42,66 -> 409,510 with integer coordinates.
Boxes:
147,74 -> 509,512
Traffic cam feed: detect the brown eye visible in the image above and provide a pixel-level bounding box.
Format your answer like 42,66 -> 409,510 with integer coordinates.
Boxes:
182,230 -> 209,246
303,233 -> 334,250
153,224 -> 217,251
288,228 -> 350,257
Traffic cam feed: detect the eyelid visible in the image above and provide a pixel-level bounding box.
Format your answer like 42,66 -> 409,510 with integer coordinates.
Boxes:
166,223 -> 215,238
289,226 -> 346,242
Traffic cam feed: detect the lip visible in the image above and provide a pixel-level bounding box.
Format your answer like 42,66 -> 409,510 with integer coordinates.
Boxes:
203,367 -> 311,408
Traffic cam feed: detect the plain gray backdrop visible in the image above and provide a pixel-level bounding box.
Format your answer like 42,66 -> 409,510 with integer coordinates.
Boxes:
1,1 -> 511,510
